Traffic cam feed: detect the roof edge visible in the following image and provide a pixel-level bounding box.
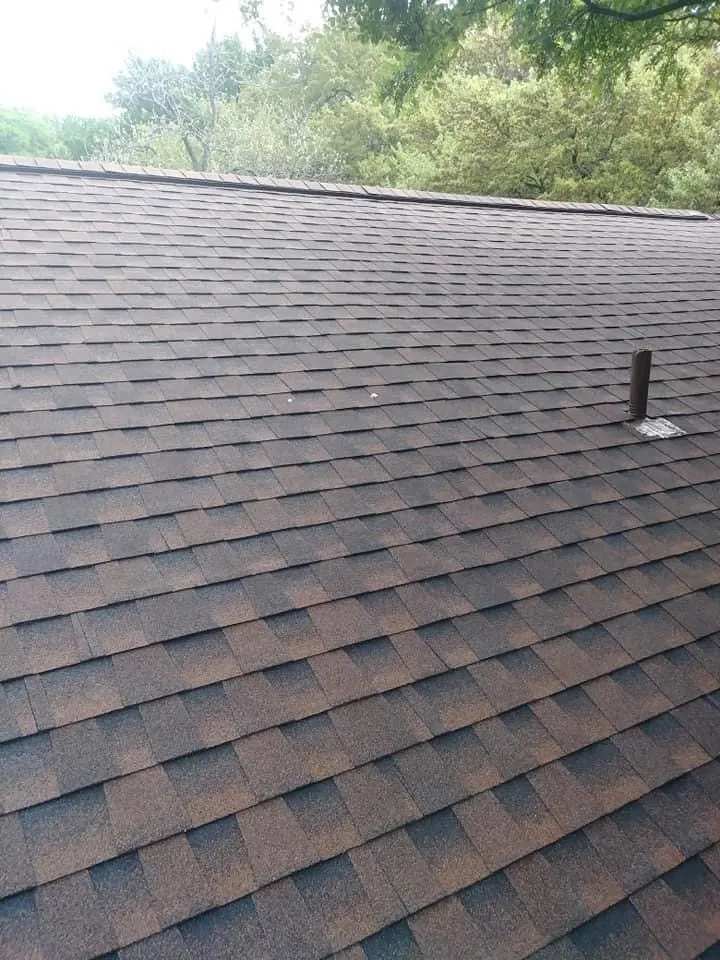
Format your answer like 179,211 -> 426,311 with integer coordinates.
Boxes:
0,154 -> 708,221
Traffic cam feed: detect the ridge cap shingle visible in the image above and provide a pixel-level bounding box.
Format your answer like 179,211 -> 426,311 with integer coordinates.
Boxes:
0,153 -> 708,221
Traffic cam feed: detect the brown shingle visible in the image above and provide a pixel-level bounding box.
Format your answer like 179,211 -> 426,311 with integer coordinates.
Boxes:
237,797 -> 315,885
91,852 -> 162,948
188,815 -> 256,904
165,743 -> 255,825
139,834 -> 212,927
35,871 -> 116,960
455,776 -> 562,872
105,766 -> 187,851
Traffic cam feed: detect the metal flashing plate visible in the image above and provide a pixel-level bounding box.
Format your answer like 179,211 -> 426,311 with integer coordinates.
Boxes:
630,417 -> 687,439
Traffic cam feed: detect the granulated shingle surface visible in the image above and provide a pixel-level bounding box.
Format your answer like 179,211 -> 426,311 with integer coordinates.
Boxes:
1,155 -> 720,958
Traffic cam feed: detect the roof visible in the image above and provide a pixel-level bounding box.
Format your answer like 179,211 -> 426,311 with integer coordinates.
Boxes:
1,155 -> 720,960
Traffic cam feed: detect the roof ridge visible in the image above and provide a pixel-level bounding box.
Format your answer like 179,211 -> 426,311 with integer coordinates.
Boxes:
0,153 -> 708,221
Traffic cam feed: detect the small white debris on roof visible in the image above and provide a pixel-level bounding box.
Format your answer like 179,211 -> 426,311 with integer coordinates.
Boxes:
287,397 -> 293,403
370,392 -> 379,399
631,417 -> 686,439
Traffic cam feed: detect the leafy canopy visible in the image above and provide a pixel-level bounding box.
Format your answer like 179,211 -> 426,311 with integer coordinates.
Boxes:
0,109 -> 113,161
105,26 -> 404,180
329,0 -> 720,78
369,30 -> 720,211
108,35 -> 273,170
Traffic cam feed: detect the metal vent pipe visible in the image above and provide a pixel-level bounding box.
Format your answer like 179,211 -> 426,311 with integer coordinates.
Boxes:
628,349 -> 652,420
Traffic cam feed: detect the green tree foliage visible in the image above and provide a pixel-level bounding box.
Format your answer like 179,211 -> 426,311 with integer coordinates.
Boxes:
57,116 -> 115,160
106,27 -> 403,181
0,109 -> 63,156
242,28 -> 405,178
368,31 -> 720,210
107,34 -> 274,170
0,108 -> 113,160
330,0 -> 720,79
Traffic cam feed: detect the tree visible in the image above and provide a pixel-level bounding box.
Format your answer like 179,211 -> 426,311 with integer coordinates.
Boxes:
329,0 -> 720,78
367,29 -> 720,209
57,116 -> 115,160
238,27 -> 405,179
106,25 -> 404,182
210,101 -> 343,178
0,110 -> 63,156
0,109 -> 114,161
108,34 -> 274,170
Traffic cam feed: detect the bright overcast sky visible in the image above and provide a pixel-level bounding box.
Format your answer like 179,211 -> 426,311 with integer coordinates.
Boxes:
0,0 -> 324,117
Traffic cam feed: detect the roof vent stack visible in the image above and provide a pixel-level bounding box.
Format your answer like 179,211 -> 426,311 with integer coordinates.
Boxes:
628,348 -> 652,420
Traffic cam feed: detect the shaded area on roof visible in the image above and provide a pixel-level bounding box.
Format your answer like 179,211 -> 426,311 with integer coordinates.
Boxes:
0,160 -> 720,959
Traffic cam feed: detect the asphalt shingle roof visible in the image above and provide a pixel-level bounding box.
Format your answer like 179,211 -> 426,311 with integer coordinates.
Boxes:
1,155 -> 720,959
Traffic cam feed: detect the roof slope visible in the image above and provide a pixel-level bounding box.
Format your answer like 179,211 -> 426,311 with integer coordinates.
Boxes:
1,159 -> 720,960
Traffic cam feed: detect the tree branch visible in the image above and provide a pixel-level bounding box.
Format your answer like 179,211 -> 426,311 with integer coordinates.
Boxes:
579,0 -> 711,22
